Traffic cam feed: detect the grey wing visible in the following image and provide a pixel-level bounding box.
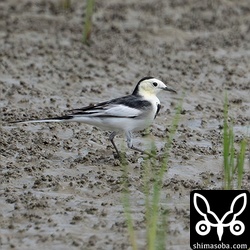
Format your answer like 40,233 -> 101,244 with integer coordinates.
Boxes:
68,95 -> 151,118
68,102 -> 143,118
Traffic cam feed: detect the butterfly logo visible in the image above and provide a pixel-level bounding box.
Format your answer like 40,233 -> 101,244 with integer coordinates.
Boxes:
193,193 -> 247,241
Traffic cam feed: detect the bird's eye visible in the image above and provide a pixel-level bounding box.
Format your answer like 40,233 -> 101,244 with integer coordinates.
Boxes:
153,82 -> 158,87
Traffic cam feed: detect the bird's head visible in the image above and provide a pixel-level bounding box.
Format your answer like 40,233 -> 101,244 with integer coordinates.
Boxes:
132,77 -> 177,97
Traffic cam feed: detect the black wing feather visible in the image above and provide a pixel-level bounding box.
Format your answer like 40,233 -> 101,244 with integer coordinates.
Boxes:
155,104 -> 161,118
68,95 -> 152,116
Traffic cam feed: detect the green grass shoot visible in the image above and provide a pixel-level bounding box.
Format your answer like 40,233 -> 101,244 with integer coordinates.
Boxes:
60,0 -> 71,10
122,159 -> 138,250
83,0 -> 95,44
223,93 -> 247,190
146,101 -> 182,250
122,100 -> 183,250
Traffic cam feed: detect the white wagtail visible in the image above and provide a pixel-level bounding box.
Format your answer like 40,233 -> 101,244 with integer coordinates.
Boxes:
11,77 -> 176,158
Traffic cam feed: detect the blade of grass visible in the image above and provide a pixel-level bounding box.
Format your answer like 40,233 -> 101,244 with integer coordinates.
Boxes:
237,138 -> 246,189
229,126 -> 234,189
155,208 -> 168,250
147,99 -> 183,250
121,155 -> 138,250
61,0 -> 71,10
223,93 -> 230,189
83,0 -> 95,44
122,97 -> 183,250
144,144 -> 156,247
223,92 -> 247,190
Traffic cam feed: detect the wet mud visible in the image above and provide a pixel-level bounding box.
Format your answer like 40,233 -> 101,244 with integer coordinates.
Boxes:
1,0 -> 250,249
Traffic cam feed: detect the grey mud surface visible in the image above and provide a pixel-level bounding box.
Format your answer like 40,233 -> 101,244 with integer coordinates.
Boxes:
1,0 -> 250,249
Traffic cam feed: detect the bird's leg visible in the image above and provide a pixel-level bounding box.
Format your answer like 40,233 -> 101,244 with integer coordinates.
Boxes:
109,131 -> 121,158
126,131 -> 155,157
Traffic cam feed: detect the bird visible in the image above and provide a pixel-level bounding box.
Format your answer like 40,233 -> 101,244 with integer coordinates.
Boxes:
11,77 -> 177,158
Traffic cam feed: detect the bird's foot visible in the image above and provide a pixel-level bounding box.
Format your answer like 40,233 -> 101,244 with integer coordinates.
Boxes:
113,151 -> 127,163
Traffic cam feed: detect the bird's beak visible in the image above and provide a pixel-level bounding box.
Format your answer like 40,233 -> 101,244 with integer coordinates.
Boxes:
163,86 -> 177,93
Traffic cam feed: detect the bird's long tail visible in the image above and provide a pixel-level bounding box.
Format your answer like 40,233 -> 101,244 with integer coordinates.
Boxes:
10,115 -> 74,124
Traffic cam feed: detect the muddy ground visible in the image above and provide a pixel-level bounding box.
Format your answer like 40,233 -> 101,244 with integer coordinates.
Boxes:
1,0 -> 250,249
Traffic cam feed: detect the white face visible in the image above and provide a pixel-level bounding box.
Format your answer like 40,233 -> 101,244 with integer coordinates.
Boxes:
138,78 -> 176,96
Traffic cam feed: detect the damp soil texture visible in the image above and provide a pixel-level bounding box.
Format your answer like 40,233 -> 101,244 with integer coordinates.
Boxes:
1,0 -> 250,249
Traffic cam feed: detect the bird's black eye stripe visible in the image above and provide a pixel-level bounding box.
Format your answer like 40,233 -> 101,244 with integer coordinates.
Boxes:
153,82 -> 158,87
